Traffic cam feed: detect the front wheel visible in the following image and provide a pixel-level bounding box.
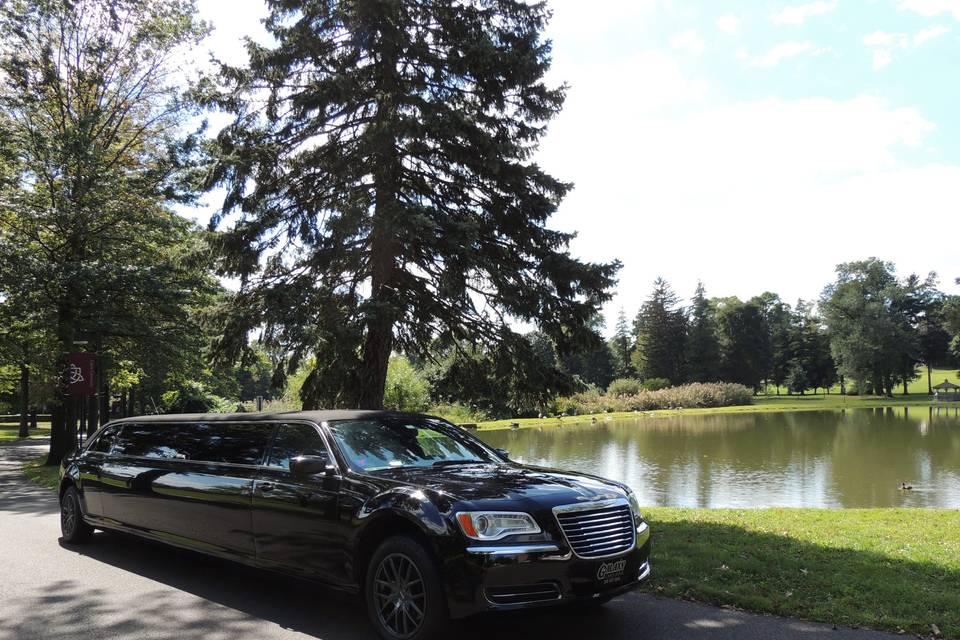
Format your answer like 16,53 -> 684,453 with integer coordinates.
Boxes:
60,486 -> 93,543
365,536 -> 447,640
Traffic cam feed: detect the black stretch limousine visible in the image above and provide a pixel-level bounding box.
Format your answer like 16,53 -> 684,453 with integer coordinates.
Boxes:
58,411 -> 651,639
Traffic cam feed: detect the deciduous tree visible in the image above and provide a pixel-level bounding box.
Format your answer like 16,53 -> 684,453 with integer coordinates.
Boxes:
0,0 -> 207,463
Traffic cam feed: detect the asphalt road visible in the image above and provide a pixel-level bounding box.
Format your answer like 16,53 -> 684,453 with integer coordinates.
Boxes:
0,442 -> 899,640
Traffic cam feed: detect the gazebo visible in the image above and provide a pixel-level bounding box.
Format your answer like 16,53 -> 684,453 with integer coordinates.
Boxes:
932,379 -> 960,402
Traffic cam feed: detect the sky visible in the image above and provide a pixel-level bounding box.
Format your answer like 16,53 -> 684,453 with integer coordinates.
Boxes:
191,0 -> 960,332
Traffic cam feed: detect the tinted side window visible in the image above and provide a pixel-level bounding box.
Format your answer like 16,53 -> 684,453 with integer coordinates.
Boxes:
267,423 -> 328,471
88,425 -> 120,454
113,424 -> 187,459
177,423 -> 271,466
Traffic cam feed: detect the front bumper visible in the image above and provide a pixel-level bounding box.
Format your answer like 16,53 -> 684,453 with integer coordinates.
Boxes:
444,522 -> 652,619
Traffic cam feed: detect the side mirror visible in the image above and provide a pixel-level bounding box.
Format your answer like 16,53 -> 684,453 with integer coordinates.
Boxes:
495,448 -> 510,460
290,455 -> 334,477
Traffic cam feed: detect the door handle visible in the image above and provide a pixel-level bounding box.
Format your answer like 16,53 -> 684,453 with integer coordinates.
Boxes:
259,482 -> 274,492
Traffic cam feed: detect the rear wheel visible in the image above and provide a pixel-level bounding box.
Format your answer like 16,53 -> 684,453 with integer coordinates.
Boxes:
60,486 -> 93,543
365,536 -> 447,640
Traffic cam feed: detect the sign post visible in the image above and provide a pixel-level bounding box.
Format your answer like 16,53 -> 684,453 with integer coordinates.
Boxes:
67,352 -> 96,448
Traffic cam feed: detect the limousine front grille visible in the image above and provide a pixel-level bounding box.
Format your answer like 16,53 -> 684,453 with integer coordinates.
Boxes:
485,582 -> 561,606
554,500 -> 635,559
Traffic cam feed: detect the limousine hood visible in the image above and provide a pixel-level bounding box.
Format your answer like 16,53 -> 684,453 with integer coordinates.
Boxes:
373,463 -> 627,509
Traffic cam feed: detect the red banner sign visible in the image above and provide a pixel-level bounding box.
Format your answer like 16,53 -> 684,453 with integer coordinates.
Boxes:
67,352 -> 96,397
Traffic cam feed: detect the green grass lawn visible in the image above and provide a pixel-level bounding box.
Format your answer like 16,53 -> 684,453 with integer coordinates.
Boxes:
0,421 -> 51,441
20,454 -> 60,491
643,507 -> 960,638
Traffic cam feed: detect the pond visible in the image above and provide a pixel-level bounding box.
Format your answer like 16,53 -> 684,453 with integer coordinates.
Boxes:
477,407 -> 960,508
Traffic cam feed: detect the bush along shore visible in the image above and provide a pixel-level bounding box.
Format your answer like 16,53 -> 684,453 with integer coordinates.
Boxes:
560,381 -> 754,414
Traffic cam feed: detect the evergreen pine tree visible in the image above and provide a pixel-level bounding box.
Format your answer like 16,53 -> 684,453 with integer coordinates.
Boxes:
610,308 -> 634,378
685,281 -> 720,382
632,278 -> 686,383
201,0 -> 619,409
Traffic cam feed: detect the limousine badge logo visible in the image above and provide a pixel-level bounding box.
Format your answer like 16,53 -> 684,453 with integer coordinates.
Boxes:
597,558 -> 627,583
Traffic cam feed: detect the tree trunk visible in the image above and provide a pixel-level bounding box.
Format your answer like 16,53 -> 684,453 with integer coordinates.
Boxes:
358,16 -> 402,411
87,393 -> 98,436
46,300 -> 76,466
903,378 -> 909,396
78,396 -> 87,442
927,364 -> 933,395
99,379 -> 110,427
18,362 -> 29,439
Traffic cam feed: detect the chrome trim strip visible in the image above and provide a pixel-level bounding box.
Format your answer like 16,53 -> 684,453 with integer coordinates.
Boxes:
638,560 -> 651,581
484,584 -> 562,606
467,544 -> 561,556
553,497 -> 626,514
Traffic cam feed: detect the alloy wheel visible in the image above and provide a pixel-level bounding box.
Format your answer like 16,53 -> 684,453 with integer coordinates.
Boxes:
61,495 -> 76,536
373,552 -> 426,639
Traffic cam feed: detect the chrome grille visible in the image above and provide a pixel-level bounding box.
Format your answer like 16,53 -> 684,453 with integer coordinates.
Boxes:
554,499 -> 635,558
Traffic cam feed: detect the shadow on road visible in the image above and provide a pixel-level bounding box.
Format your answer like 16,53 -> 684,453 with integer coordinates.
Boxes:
41,530 -> 665,640
0,441 -> 57,517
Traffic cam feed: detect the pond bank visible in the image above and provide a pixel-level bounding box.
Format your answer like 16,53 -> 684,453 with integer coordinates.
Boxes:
644,507 -> 959,639
471,393 -> 952,431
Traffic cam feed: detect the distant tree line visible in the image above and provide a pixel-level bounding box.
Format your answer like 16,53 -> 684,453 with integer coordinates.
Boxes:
510,257 -> 958,403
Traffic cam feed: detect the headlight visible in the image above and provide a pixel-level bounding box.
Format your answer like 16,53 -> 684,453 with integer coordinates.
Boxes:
455,511 -> 541,540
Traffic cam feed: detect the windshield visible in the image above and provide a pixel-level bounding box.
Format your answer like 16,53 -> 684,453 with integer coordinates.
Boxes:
327,418 -> 496,472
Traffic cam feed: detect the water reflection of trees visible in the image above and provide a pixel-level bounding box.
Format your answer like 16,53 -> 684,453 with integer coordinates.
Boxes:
480,409 -> 960,508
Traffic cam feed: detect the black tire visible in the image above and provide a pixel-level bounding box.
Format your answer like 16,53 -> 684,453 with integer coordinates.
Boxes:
364,535 -> 447,640
60,486 -> 93,544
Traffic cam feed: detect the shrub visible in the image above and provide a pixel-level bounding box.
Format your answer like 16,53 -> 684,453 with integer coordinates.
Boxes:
607,377 -> 642,397
383,356 -> 431,412
551,396 -> 581,416
161,381 -> 233,414
428,402 -> 489,424
570,382 -> 752,413
641,377 -> 671,391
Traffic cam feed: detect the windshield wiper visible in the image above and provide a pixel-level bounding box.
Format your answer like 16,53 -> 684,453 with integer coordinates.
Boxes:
432,459 -> 485,467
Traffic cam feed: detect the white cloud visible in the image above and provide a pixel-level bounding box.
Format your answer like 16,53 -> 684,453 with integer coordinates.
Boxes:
862,26 -> 947,70
716,14 -> 742,35
863,31 -> 907,47
548,0 -> 658,40
899,0 -> 960,20
772,1 -> 839,25
745,41 -> 828,67
538,53 -> 952,319
873,49 -> 894,69
914,25 -> 950,44
669,29 -> 706,54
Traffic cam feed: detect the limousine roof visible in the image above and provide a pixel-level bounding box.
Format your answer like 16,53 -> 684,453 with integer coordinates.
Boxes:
110,410 -> 438,425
